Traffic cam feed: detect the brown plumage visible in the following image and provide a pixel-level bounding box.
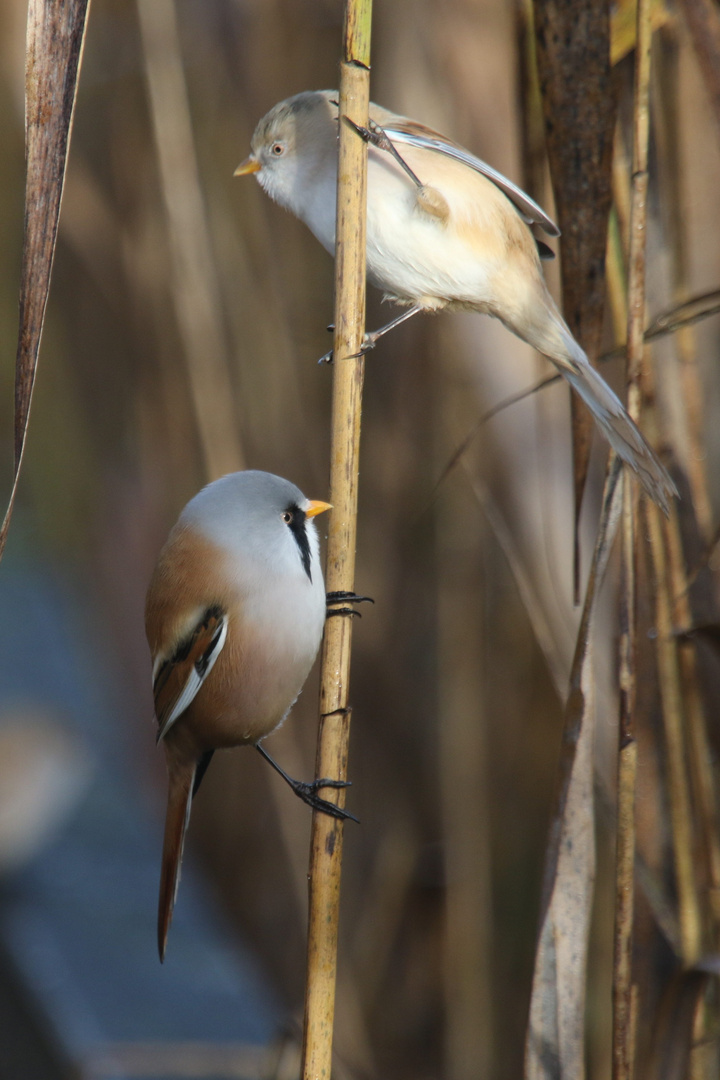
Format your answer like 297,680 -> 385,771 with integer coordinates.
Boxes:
145,471 -> 332,961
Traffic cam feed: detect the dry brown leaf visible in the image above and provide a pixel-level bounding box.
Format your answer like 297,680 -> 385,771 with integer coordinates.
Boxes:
0,0 -> 90,562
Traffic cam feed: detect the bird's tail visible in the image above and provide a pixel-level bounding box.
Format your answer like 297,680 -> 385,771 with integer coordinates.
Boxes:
524,298 -> 677,512
158,757 -> 196,962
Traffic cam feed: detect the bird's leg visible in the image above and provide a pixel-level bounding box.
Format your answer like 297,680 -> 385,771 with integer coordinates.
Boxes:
320,305 -> 424,364
343,115 -> 424,189
256,743 -> 358,823
344,116 -> 449,225
326,590 -> 375,619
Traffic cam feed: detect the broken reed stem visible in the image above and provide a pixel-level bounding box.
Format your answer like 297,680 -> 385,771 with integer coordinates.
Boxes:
300,4 -> 372,1079
612,1 -> 652,1074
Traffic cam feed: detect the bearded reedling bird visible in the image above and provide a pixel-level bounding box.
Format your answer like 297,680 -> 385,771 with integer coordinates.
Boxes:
146,470 -> 351,962
235,90 -> 676,512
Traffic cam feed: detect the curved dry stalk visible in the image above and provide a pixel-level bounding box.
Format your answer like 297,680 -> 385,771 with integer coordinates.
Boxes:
300,4 -> 372,1078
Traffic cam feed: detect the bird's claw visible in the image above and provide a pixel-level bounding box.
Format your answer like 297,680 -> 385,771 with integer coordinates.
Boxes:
317,334 -> 376,365
326,590 -> 375,619
293,778 -> 358,823
343,115 -> 393,155
327,591 -> 375,604
343,115 -> 424,189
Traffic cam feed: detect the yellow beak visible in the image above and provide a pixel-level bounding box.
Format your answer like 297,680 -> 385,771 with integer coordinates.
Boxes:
306,500 -> 332,519
234,156 -> 261,177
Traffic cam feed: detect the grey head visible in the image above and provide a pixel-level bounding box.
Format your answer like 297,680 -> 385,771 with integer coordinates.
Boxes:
246,90 -> 339,219
180,470 -> 324,585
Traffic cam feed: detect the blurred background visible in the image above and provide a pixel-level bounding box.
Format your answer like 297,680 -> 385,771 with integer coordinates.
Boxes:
0,0 -> 719,1078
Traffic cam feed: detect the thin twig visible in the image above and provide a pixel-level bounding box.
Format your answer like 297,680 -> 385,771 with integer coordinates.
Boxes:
300,4 -> 372,1078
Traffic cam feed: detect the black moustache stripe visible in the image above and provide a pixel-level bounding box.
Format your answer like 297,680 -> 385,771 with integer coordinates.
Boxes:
287,505 -> 312,581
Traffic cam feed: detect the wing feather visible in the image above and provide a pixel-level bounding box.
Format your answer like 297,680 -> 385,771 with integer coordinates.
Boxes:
382,118 -> 560,238
153,608 -> 228,742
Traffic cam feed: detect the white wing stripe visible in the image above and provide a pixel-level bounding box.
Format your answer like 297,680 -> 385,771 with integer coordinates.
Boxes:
157,617 -> 228,742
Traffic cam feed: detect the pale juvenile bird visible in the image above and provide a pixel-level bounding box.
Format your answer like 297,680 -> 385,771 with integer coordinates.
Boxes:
236,90 -> 676,511
145,469 -> 349,961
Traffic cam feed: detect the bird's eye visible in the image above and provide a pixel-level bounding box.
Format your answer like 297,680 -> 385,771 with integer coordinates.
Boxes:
271,142 -> 285,156
282,510 -> 293,524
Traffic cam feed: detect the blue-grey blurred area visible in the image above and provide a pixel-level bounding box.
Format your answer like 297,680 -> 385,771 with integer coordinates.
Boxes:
0,527 -> 280,1080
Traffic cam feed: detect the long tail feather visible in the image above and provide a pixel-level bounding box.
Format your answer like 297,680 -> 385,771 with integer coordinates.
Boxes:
529,301 -> 677,512
158,757 -> 196,962
562,355 -> 676,512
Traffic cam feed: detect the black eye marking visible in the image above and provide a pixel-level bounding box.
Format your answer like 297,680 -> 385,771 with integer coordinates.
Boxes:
283,503 -> 312,581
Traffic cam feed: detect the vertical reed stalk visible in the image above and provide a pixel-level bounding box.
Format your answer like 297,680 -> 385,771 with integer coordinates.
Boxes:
301,4 -> 372,1078
612,1 -> 651,1074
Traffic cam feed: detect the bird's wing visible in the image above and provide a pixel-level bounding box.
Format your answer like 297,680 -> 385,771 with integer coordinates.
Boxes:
382,117 -> 560,238
153,607 -> 228,742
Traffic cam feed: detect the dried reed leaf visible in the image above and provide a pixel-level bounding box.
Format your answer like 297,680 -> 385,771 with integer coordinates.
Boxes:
0,0 -> 90,562
525,459 -> 624,1080
533,0 -> 617,599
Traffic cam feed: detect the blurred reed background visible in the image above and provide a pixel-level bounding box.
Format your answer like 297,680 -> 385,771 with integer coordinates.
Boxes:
1,0 -> 720,1078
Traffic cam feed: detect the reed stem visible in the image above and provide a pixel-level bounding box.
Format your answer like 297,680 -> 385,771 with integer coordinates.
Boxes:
301,4 -> 372,1078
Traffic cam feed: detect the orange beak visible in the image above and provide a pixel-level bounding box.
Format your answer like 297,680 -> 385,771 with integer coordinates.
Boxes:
306,500 -> 332,519
234,156 -> 261,177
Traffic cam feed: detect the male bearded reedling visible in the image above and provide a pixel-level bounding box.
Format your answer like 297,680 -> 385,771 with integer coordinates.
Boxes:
145,470 -> 351,962
235,90 -> 677,512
